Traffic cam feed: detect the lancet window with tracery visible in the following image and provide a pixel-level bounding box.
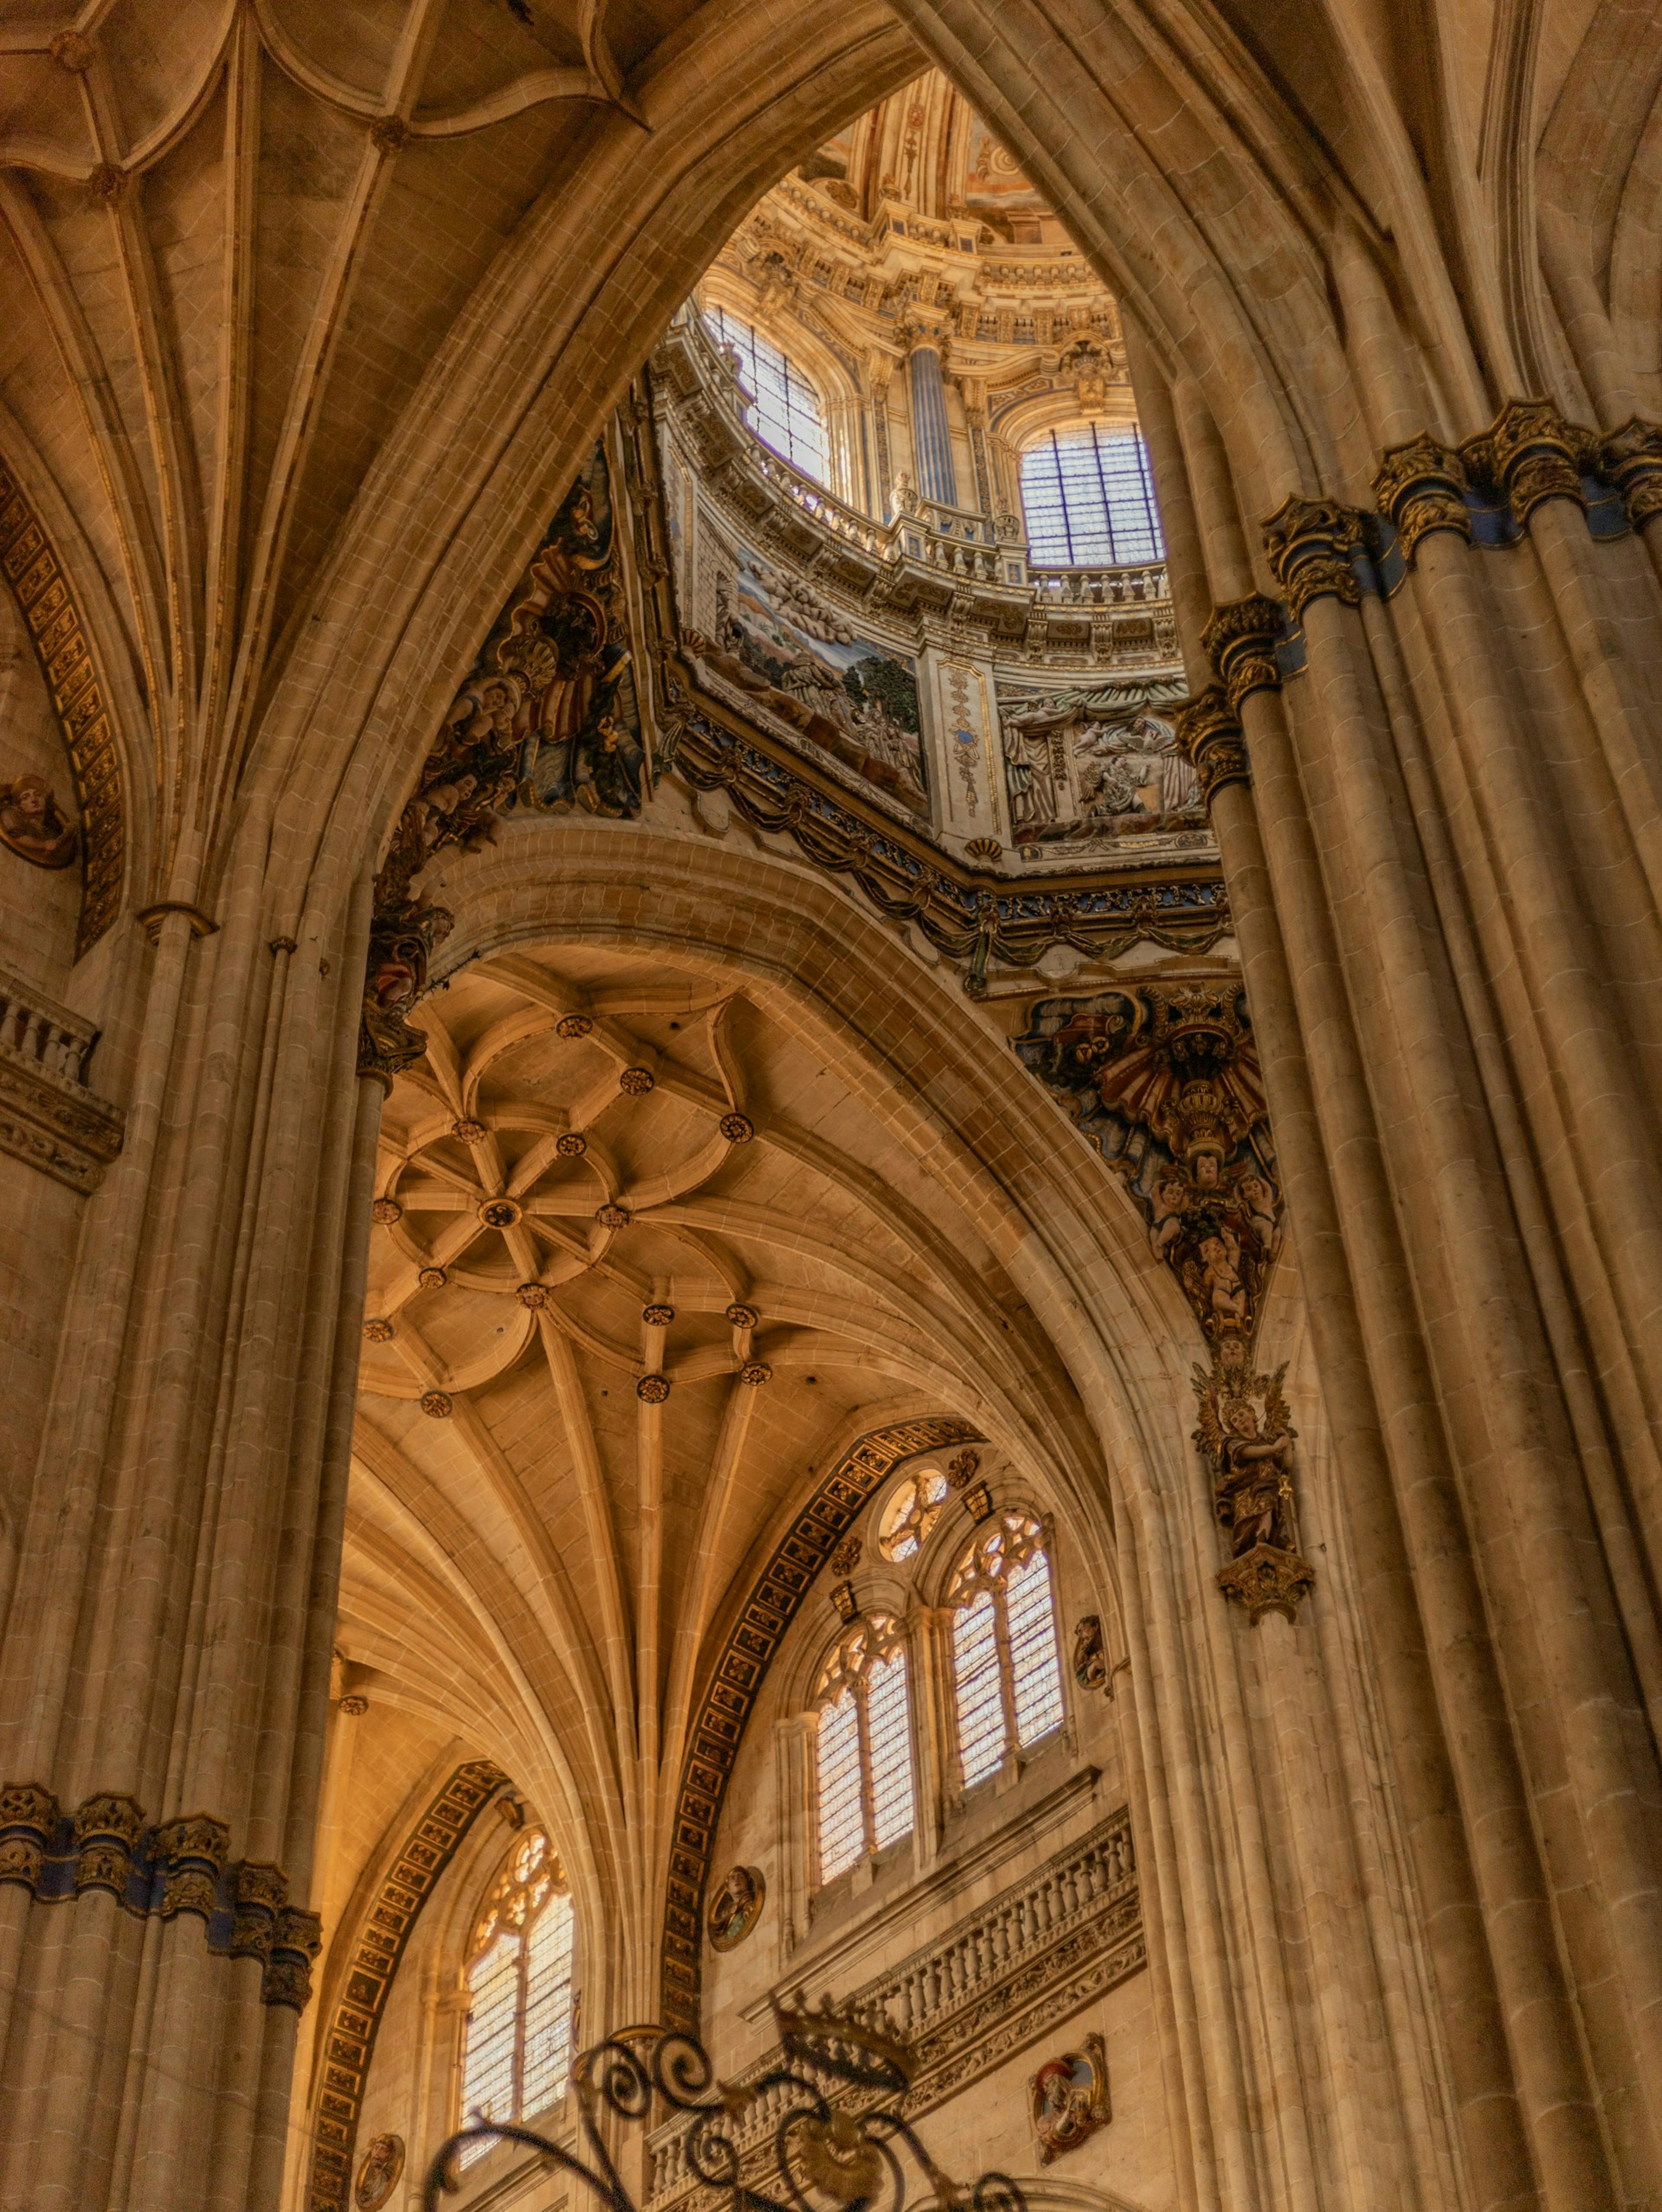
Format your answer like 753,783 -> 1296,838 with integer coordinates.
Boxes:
813,1614 -> 916,1883
704,304 -> 827,482
457,1830 -> 576,2160
947,1512 -> 1065,1788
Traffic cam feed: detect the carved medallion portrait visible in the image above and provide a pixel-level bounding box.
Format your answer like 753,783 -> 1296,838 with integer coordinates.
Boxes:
707,1862 -> 765,1951
354,2132 -> 405,2210
0,774 -> 78,869
1031,2033 -> 1110,2162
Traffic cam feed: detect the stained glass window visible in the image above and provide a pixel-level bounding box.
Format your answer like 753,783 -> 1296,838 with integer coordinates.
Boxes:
458,1829 -> 576,2162
705,304 -> 827,481
947,1512 -> 1064,1787
1020,425 -> 1164,567
812,1615 -> 916,1883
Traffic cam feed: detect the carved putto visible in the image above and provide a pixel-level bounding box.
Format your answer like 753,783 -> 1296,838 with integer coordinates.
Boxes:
1192,1338 -> 1314,1625
1015,984 -> 1282,1340
0,773 -> 77,869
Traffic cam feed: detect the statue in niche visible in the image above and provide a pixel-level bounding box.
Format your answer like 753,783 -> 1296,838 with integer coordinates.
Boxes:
1031,2035 -> 1109,2161
1072,1614 -> 1108,1691
707,1863 -> 765,1951
0,773 -> 77,868
1192,1339 -> 1314,1625
354,2134 -> 404,2211
1014,986 -> 1282,1341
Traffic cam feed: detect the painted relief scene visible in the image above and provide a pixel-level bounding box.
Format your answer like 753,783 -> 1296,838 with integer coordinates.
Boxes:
999,688 -> 1203,857
698,550 -> 927,812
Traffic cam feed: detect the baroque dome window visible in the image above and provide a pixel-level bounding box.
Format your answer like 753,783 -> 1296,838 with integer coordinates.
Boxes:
457,1830 -> 576,2160
704,304 -> 827,482
1020,424 -> 1165,567
947,1511 -> 1065,1787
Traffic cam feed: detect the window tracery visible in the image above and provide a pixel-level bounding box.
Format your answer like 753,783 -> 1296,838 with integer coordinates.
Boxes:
1019,424 -> 1164,567
947,1512 -> 1065,1787
457,1830 -> 575,2161
812,1614 -> 916,1883
705,304 -> 827,482
876,1466 -> 950,1561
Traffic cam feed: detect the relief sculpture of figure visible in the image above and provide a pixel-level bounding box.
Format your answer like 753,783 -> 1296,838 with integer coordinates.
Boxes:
0,773 -> 78,869
1192,1341 -> 1314,1624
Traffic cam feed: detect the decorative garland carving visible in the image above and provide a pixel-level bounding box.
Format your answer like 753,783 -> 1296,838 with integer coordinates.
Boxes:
1192,1340 -> 1314,1625
1199,595 -> 1284,710
0,1783 -> 319,2005
660,1416 -> 982,2031
0,463 -> 125,953
1013,986 -> 1282,1341
1260,498 -> 1366,619
307,1758 -> 507,2212
670,709 -> 1229,993
1598,416 -> 1662,533
1172,688 -> 1249,806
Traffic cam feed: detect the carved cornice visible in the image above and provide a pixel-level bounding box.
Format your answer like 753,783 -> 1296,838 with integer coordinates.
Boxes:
660,1417 -> 982,2032
1600,416 -> 1662,533
307,1760 -> 506,2212
0,464 -> 126,954
1260,497 -> 1366,619
1372,432 -> 1472,561
1173,687 -> 1250,806
1200,595 -> 1284,709
0,1783 -> 318,2006
670,707 -> 1230,993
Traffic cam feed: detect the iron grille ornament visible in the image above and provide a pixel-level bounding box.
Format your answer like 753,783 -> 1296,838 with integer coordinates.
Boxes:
423,1993 -> 1027,2212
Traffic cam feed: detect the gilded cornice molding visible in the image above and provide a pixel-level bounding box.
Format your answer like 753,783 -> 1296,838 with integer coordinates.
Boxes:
1600,417 -> 1662,532
1373,432 -> 1472,561
1200,595 -> 1284,710
660,1416 -> 982,2032
1173,687 -> 1250,806
0,463 -> 126,954
307,1760 -> 507,2212
1261,498 -> 1366,619
0,1783 -> 320,2007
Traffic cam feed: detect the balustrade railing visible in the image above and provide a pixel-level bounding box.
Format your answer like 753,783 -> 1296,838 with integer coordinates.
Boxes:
645,1807 -> 1137,2208
0,960 -> 98,1086
661,309 -> 1170,627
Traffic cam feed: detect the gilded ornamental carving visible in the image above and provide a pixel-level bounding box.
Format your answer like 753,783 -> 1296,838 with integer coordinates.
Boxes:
1600,416 -> 1662,532
1372,432 -> 1472,559
1173,687 -> 1250,806
1200,594 -> 1284,709
1261,497 -> 1366,619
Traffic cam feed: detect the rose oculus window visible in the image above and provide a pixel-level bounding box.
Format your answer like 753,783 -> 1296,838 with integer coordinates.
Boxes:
876,1467 -> 950,1562
705,304 -> 827,482
1019,424 -> 1165,567
813,1614 -> 916,1883
947,1512 -> 1066,1788
457,1830 -> 576,2164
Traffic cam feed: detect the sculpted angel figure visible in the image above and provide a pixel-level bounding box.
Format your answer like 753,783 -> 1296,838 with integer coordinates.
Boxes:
1194,1350 -> 1298,1557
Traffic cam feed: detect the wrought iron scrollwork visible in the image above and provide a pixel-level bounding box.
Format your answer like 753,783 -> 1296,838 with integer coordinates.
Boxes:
423,1998 -> 1027,2212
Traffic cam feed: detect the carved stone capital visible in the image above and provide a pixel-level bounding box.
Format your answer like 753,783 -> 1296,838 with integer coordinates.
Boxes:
1216,1541 -> 1317,1625
1600,416 -> 1662,532
155,1812 -> 231,1920
265,1905 -> 324,2010
0,1782 -> 59,1889
1373,433 -> 1471,560
1173,688 -> 1250,806
1483,398 -> 1589,522
1261,497 -> 1366,619
1201,595 -> 1283,709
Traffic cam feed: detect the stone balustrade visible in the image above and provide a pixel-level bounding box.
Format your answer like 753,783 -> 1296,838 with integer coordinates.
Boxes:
0,958 -> 123,1193
645,1805 -> 1142,2208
